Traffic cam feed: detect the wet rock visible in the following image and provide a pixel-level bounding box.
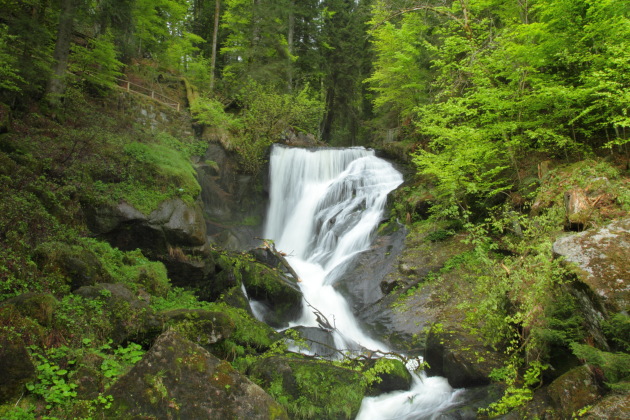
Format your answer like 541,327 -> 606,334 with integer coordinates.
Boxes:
438,384 -> 505,419
240,261 -> 302,329
355,224 -> 472,352
336,223 -> 406,317
364,358 -> 412,396
0,335 -> 35,403
104,330 -> 288,419
292,326 -> 338,358
248,354 -> 366,419
553,217 -> 630,314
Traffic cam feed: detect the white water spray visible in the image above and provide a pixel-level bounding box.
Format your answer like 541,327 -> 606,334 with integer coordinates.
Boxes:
264,144 -> 461,419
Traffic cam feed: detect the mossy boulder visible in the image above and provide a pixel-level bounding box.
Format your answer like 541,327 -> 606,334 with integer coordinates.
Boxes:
103,330 -> 288,419
0,335 -> 35,404
547,365 -> 604,418
162,309 -> 236,348
553,217 -> 630,314
248,354 -> 367,420
364,358 -> 412,396
203,302 -> 280,360
34,242 -> 112,290
74,283 -> 161,345
240,261 -> 303,329
1,293 -> 58,327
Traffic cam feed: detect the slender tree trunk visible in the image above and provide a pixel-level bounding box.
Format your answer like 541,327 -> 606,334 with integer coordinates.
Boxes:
287,2 -> 295,92
47,0 -> 76,103
210,0 -> 220,91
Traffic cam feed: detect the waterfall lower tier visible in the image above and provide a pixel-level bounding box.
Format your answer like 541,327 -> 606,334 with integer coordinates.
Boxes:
263,144 -> 460,419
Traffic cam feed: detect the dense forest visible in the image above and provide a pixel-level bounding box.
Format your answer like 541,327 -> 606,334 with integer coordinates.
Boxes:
1,0 -> 629,418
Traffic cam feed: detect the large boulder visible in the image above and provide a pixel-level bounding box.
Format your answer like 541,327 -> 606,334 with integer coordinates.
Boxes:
240,260 -> 303,329
1,293 -> 58,327
74,283 -> 161,345
547,365 -> 604,418
584,390 -> 630,419
34,242 -> 112,290
553,217 -> 630,314
103,330 -> 288,419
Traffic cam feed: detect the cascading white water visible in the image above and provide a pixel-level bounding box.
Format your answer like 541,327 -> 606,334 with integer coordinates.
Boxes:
264,144 -> 461,419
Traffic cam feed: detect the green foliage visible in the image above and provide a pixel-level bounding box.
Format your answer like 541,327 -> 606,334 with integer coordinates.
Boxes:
112,133 -> 202,213
82,238 -> 170,296
150,287 -> 212,312
571,343 -> 630,390
70,32 -> 124,93
602,314 -> 630,353
20,340 -> 145,418
481,360 -> 548,417
0,24 -> 25,93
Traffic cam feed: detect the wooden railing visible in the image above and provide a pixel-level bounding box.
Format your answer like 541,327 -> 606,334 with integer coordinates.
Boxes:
115,78 -> 181,112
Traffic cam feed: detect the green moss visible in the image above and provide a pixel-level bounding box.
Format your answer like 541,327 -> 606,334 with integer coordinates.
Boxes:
250,355 -> 367,420
111,137 -> 201,215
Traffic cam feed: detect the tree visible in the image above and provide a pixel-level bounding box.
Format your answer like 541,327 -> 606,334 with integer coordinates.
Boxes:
47,0 -> 78,103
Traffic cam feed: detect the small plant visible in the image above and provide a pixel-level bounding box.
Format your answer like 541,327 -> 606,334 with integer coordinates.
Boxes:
26,346 -> 78,410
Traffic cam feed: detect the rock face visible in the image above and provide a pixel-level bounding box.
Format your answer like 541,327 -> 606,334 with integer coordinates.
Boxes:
197,143 -> 268,250
553,217 -> 630,313
104,330 -> 288,420
86,198 -> 207,256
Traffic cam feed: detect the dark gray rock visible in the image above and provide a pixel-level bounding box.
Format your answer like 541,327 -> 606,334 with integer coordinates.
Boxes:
86,198 -> 206,256
197,143 -> 268,251
425,325 -> 506,388
104,330 -> 288,419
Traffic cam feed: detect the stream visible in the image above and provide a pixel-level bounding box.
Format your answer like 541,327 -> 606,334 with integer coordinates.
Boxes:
259,145 -> 463,419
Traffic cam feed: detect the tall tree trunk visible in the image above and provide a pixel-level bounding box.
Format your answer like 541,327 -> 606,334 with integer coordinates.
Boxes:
287,2 -> 295,91
47,0 -> 76,103
210,0 -> 220,91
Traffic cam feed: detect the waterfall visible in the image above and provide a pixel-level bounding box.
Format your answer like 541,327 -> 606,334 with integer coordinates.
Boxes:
264,144 -> 461,419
